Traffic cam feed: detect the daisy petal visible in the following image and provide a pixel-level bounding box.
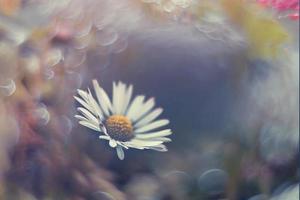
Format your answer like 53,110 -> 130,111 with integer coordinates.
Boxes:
117,82 -> 127,114
87,89 -> 103,119
136,137 -> 171,142
117,142 -> 129,149
125,139 -> 164,147
93,80 -> 112,116
77,107 -> 99,125
124,143 -> 145,150
112,82 -> 121,114
134,108 -> 163,128
116,145 -> 125,160
99,123 -> 108,135
112,82 -> 123,114
75,114 -> 88,121
126,95 -> 145,121
75,115 -> 99,128
109,139 -> 117,148
74,96 -> 94,113
79,121 -> 100,131
135,129 -> 172,139
99,135 -> 110,140
150,137 -> 172,142
148,144 -> 168,152
135,119 -> 169,133
120,84 -> 133,114
133,98 -> 155,122
77,89 -> 89,101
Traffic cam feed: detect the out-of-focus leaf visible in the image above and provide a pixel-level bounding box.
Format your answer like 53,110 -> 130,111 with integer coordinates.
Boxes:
221,0 -> 289,58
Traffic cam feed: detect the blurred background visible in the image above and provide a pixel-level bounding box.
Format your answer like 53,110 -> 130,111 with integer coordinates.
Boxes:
0,0 -> 298,199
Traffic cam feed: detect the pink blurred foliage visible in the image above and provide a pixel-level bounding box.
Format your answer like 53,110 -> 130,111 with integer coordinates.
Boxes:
257,0 -> 299,20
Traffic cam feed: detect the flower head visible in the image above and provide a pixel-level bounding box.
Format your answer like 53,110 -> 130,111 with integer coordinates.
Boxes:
74,80 -> 172,160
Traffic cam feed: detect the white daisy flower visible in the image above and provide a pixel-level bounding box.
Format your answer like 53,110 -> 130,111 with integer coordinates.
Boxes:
74,80 -> 172,160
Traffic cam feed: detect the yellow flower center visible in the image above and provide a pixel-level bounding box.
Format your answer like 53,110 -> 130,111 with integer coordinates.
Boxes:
105,115 -> 134,141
